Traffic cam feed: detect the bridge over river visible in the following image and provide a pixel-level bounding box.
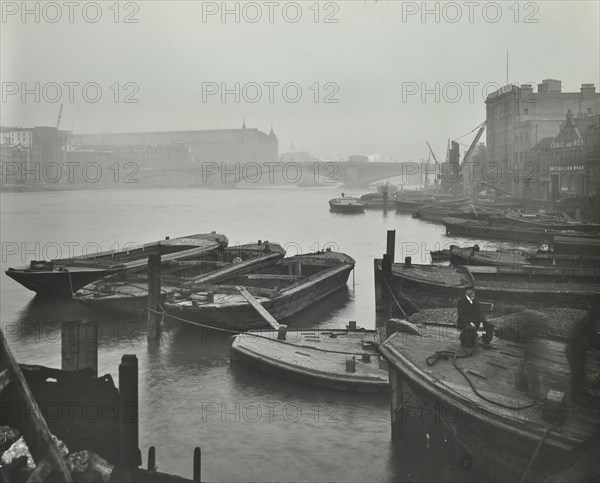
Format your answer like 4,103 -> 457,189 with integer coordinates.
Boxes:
136,160 -> 436,188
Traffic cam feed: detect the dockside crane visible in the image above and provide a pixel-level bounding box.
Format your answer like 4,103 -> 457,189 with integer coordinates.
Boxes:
426,141 -> 440,165
459,120 -> 486,167
55,103 -> 63,130
425,141 -> 441,191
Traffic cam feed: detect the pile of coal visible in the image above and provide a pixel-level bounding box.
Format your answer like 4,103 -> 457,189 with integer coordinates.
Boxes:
0,426 -> 113,483
407,307 -> 592,343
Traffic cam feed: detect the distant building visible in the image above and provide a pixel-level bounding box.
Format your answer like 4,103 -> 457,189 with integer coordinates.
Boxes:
280,150 -> 318,164
348,155 -> 369,163
0,143 -> 31,184
524,137 -> 554,201
7,130 -> 33,148
524,113 -> 600,200
549,114 -> 599,198
31,126 -> 67,170
75,123 -> 278,165
485,80 -> 600,197
462,143 -> 487,196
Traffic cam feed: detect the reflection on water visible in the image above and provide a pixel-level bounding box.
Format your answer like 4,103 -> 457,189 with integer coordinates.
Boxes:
0,188 -> 494,481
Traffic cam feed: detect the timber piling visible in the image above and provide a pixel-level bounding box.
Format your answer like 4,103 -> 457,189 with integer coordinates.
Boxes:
61,319 -> 98,377
118,354 -> 140,472
147,253 -> 162,341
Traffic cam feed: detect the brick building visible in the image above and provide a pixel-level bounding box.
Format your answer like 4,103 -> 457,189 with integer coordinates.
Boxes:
485,80 -> 600,198
75,123 -> 279,165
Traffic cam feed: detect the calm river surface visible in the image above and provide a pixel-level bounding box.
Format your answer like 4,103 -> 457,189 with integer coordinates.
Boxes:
1,187 -> 513,481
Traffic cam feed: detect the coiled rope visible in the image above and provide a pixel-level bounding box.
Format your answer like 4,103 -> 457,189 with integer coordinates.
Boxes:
426,349 -> 538,410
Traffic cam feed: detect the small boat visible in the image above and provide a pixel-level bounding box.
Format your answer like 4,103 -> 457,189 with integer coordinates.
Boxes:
4,232 -> 228,297
165,251 -> 355,330
230,327 -> 388,392
374,259 -> 600,316
442,217 -> 597,244
75,241 -> 285,316
379,326 -> 600,482
432,245 -> 600,268
329,195 -> 365,213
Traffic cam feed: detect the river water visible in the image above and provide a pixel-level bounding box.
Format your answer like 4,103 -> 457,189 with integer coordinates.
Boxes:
1,186 -> 510,481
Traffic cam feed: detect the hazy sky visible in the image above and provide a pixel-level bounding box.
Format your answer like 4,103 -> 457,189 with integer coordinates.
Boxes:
1,0 -> 599,161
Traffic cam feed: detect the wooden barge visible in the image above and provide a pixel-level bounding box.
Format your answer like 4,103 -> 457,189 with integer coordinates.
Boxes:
329,196 -> 366,213
554,234 -> 600,256
442,216 -> 597,244
360,192 -> 392,209
374,259 -> 600,316
74,242 -> 285,316
503,210 -> 600,233
230,328 -> 388,392
413,204 -> 502,222
395,196 -> 469,213
379,326 -> 600,482
432,245 -> 600,268
165,251 -> 355,330
4,232 -> 228,297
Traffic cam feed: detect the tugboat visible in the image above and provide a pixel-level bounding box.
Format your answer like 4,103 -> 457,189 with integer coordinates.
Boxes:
329,193 -> 366,213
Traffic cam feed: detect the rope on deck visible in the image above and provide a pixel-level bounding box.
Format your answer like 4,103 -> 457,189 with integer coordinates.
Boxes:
426,349 -> 539,410
149,307 -> 377,357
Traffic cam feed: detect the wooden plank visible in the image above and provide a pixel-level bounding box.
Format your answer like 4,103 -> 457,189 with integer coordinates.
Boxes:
188,252 -> 283,285
242,274 -> 303,281
237,285 -> 280,330
0,367 -> 13,392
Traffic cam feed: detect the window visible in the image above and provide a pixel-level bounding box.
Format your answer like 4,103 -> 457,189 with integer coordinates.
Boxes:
587,108 -> 592,114
524,108 -> 529,115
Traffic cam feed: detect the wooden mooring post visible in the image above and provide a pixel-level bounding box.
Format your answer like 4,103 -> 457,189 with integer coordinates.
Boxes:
147,254 -> 162,341
61,319 -> 98,377
375,230 -> 397,321
117,354 -> 141,472
382,190 -> 388,214
193,447 -> 201,482
386,229 -> 396,265
1,329 -> 72,481
381,254 -> 394,321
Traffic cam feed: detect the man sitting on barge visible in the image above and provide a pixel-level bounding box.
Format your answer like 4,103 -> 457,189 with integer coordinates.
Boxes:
457,287 -> 495,349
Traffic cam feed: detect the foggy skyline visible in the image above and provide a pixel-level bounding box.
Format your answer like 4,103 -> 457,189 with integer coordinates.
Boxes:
1,0 -> 599,161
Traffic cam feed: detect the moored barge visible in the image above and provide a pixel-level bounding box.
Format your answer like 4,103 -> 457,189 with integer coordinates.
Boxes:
165,251 -> 355,330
